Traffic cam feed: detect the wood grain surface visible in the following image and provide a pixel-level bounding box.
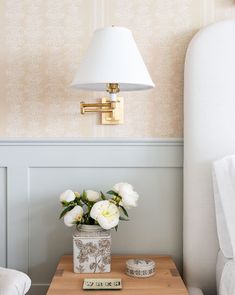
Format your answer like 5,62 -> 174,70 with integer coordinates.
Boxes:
46,255 -> 188,295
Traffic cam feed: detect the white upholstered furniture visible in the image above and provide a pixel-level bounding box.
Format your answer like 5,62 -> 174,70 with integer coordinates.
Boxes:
184,20 -> 235,295
213,155 -> 235,295
188,287 -> 204,295
0,267 -> 31,295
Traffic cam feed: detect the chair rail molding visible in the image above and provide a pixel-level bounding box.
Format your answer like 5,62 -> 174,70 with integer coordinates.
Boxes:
0,138 -> 183,295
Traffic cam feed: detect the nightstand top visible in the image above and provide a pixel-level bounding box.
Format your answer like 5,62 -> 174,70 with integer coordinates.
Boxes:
46,255 -> 189,295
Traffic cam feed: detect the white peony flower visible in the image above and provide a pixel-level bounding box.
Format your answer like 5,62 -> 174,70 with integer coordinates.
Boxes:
86,190 -> 101,202
64,205 -> 83,227
90,200 -> 120,230
113,182 -> 139,208
60,189 -> 76,203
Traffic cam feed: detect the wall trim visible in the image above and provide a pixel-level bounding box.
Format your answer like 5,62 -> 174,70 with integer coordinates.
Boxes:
0,138 -> 183,146
0,138 -> 183,294
200,0 -> 215,27
92,0 -> 105,31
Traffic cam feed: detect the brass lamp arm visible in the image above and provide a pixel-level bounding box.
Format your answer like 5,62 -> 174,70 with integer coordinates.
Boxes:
81,109 -> 113,113
80,101 -> 116,115
80,97 -> 123,124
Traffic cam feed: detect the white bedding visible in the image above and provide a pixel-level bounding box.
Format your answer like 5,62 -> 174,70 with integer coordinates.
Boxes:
217,250 -> 230,292
213,156 -> 235,258
213,155 -> 235,295
216,250 -> 235,295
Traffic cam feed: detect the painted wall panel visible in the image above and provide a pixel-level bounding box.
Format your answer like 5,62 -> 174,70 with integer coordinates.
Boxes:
0,167 -> 7,267
29,166 -> 182,285
0,139 -> 182,295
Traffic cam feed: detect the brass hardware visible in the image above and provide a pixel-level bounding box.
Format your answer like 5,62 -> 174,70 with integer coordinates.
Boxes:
101,97 -> 123,124
106,83 -> 120,94
80,102 -> 114,114
80,83 -> 123,124
80,98 -> 123,124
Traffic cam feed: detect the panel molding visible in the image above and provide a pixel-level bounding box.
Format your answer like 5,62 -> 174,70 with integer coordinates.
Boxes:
0,139 -> 183,169
0,167 -> 7,267
92,0 -> 106,30
0,138 -> 183,146
0,138 -> 183,295
7,166 -> 30,273
200,0 -> 215,27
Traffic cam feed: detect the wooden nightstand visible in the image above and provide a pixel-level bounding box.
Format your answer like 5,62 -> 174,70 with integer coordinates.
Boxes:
46,255 -> 189,295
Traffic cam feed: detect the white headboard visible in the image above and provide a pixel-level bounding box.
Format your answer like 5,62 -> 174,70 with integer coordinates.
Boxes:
184,20 -> 235,295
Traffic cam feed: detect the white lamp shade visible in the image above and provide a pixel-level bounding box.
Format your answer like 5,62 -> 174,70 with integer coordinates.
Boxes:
71,26 -> 155,92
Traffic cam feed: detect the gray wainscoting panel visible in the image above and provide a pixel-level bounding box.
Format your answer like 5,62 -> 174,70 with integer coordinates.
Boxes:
0,139 -> 183,295
0,167 -> 7,267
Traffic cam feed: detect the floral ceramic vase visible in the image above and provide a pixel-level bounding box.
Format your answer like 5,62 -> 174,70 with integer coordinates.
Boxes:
73,225 -> 111,273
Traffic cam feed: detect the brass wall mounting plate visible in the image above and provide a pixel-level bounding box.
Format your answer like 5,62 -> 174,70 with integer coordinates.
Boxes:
83,278 -> 122,290
101,97 -> 124,125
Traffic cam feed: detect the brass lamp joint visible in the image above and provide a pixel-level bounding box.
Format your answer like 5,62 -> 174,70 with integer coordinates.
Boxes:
80,97 -> 124,125
106,83 -> 120,94
80,84 -> 123,124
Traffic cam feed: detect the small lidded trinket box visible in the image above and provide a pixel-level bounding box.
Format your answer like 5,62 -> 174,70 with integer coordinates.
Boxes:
126,258 -> 156,278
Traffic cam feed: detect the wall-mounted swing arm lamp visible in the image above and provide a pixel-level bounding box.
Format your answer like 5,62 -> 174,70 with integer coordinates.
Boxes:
80,82 -> 123,124
71,26 -> 154,125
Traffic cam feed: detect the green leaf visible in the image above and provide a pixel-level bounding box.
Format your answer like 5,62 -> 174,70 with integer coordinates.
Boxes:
119,205 -> 129,217
100,191 -> 106,200
61,201 -> 68,207
81,190 -> 87,202
119,216 -> 129,221
76,199 -> 83,207
59,206 -> 73,219
107,190 -> 119,197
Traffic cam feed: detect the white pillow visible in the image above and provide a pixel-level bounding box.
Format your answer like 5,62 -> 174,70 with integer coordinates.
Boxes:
0,267 -> 31,295
188,287 -> 204,295
213,155 -> 235,259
